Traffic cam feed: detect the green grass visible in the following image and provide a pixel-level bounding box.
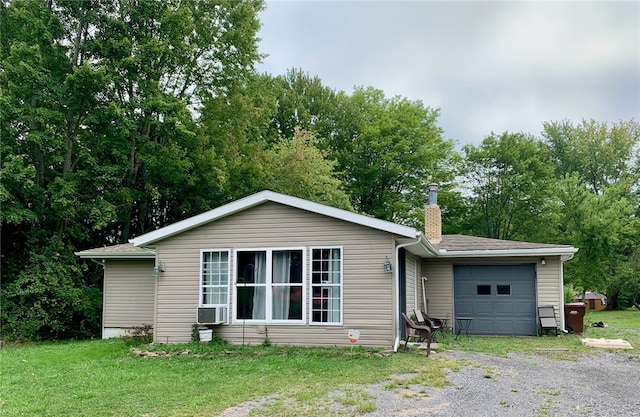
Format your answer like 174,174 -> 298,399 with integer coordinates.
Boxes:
583,308 -> 640,347
1,309 -> 637,416
0,340 -> 451,417
434,308 -> 640,356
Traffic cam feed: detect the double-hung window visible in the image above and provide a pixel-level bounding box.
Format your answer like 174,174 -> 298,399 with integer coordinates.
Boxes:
200,250 -> 230,307
310,247 -> 342,324
235,249 -> 304,322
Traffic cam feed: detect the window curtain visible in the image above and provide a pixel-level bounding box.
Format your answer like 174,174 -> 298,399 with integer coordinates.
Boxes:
328,249 -> 341,322
272,251 -> 291,320
252,252 -> 266,319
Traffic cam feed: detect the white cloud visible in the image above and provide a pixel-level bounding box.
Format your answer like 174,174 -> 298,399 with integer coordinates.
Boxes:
257,1 -> 640,146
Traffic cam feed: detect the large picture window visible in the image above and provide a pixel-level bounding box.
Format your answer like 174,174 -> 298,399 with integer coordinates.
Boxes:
200,250 -> 230,306
235,249 -> 304,322
310,247 -> 342,324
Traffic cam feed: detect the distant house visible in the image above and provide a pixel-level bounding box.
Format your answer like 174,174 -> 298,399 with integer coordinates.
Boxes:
574,292 -> 607,311
76,187 -> 578,349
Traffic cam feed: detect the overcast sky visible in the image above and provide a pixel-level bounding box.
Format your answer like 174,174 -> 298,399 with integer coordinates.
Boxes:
256,1 -> 640,147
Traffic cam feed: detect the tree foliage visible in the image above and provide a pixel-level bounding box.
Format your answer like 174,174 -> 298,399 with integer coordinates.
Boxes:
543,119 -> 639,194
460,132 -> 554,241
542,119 -> 640,302
1,240 -> 101,340
334,87 -> 455,225
555,177 -> 638,292
613,249 -> 640,311
263,129 -> 352,210
264,70 -> 458,226
1,0 -> 264,339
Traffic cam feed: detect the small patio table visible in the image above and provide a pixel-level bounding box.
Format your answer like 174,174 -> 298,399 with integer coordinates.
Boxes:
431,317 -> 449,339
454,317 -> 473,340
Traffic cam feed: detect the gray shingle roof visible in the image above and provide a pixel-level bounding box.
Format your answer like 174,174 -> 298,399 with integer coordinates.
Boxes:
75,243 -> 155,258
435,234 -> 575,252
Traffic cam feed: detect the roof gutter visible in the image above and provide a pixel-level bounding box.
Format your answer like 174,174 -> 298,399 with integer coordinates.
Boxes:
74,251 -> 156,259
418,233 -> 440,256
434,247 -> 578,258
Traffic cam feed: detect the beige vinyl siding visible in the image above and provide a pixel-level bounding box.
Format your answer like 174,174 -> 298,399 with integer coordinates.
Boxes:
103,260 -> 155,334
405,251 -> 417,314
536,257 -> 563,324
422,256 -> 564,326
154,202 -> 397,347
421,260 -> 454,323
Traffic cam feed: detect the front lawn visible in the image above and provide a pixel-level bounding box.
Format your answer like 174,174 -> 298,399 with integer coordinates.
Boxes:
1,309 -> 637,416
1,339 -> 454,417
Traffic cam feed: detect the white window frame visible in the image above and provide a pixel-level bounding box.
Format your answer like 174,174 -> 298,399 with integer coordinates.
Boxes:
232,247 -> 306,324
199,249 -> 231,321
309,246 -> 343,326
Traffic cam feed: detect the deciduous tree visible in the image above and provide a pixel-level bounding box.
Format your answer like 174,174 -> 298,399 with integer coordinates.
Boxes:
460,132 -> 554,241
263,129 -> 352,209
0,0 -> 264,339
542,119 -> 640,299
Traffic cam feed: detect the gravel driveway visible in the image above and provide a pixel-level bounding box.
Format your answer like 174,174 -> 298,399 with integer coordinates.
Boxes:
363,350 -> 640,417
220,349 -> 639,417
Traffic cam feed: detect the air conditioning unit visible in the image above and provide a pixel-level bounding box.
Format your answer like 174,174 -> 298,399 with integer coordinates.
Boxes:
197,306 -> 227,324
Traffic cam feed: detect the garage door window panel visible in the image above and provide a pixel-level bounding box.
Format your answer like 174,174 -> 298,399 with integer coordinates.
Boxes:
497,285 -> 511,296
477,285 -> 491,295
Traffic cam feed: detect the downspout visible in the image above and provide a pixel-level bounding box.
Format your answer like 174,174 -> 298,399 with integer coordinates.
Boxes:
413,257 -> 418,312
559,253 -> 576,333
393,237 -> 422,352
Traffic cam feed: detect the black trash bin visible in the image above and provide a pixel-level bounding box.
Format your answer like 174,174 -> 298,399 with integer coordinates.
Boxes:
564,302 -> 586,333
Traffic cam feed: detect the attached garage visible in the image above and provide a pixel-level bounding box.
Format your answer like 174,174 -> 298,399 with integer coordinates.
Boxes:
454,264 -> 537,336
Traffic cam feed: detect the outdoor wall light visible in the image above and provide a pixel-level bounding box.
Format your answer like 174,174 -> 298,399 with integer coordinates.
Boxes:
384,257 -> 392,273
541,258 -> 546,265
153,261 -> 165,277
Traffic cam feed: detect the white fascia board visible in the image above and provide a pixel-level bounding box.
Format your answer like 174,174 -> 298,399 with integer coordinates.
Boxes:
131,190 -> 417,247
74,250 -> 156,259
435,247 -> 579,258
130,192 -> 269,246
288,196 -> 416,238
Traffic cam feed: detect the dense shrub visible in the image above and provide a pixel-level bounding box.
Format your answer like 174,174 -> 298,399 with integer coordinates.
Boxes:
1,241 -> 101,340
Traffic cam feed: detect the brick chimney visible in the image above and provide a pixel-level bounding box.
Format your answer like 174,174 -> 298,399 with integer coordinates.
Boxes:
425,184 -> 442,243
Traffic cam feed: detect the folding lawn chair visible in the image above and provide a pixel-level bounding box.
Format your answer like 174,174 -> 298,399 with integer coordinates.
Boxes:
538,305 -> 558,336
